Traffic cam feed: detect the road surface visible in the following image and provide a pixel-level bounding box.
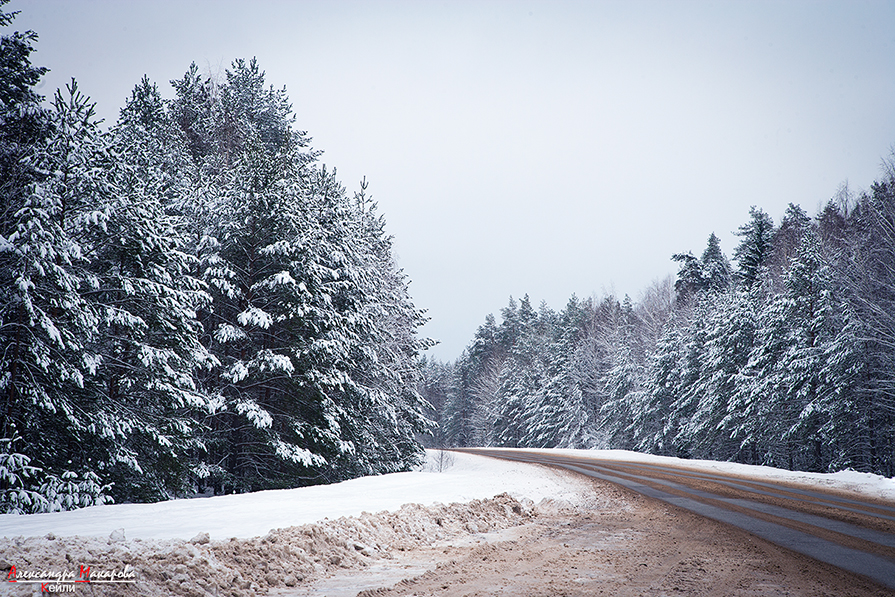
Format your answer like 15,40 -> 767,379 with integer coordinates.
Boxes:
458,448 -> 895,591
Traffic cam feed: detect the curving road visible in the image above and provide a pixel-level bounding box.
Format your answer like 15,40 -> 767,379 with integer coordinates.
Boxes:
456,448 -> 895,591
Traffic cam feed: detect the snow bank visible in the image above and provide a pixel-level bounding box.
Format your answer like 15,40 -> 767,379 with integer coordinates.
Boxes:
1,493 -> 535,597
1,451 -> 594,596
507,448 -> 895,502
0,450 -> 586,541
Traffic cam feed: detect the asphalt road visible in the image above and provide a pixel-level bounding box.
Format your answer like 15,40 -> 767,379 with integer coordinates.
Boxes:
456,448 -> 895,591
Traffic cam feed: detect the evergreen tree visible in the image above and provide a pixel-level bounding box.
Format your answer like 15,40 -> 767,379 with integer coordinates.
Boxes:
0,8 -> 122,509
700,233 -> 732,293
596,297 -> 644,451
775,229 -> 845,471
1,3 -> 55,450
0,3 -> 48,219
631,323 -> 684,455
1,80 -> 114,492
663,299 -> 710,458
165,59 -> 432,490
680,291 -> 754,461
336,182 -> 434,476
524,296 -> 593,448
733,206 -> 775,289
671,251 -> 703,304
418,357 -> 454,448
672,233 -> 731,304
1,9 -> 434,505
493,295 -> 542,447
766,203 -> 811,286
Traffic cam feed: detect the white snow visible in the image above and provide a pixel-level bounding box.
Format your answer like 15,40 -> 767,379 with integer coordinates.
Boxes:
0,450 -> 588,541
502,448 -> 895,502
2,448 -> 892,543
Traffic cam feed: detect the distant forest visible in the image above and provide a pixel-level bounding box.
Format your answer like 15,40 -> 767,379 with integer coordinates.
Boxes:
424,162 -> 895,478
1,5 -> 432,513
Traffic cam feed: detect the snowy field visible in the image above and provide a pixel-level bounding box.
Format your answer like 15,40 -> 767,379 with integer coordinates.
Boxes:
1,449 -> 893,542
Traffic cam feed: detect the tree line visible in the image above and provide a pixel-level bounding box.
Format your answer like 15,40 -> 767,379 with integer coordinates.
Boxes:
426,166 -> 895,478
0,6 -> 432,513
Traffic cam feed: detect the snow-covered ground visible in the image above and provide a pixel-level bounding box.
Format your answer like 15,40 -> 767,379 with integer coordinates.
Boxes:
0,450 -> 590,541
3,449 -> 894,597
1,448 -> 892,542
512,448 -> 895,502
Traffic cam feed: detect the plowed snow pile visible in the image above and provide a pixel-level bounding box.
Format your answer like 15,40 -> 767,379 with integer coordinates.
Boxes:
1,451 -> 591,596
1,494 -> 535,596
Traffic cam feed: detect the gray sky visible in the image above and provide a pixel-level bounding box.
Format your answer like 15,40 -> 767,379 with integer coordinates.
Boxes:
9,0 -> 895,360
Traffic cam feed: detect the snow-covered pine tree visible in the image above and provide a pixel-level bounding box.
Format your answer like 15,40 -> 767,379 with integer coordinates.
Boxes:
733,206 -> 775,290
813,299 -> 866,472
774,228 -> 849,471
493,295 -> 543,448
443,312 -> 506,447
0,79 -> 118,504
468,357 -> 503,446
438,351 -> 476,447
328,180 -> 435,476
678,290 -> 755,462
0,3 -> 48,219
440,302 -> 508,448
568,295 -> 625,448
180,68 -> 338,490
725,290 -> 792,467
0,10 -> 150,508
595,297 -> 645,451
524,296 -> 594,448
0,437 -> 46,513
724,223 -> 847,471
663,298 -> 710,458
2,71 -> 216,504
670,251 -> 703,305
1,3 -> 55,455
672,234 -> 731,304
114,76 -> 196,210
631,322 -> 684,455
84,80 -> 221,500
766,203 -> 812,289
164,58 -> 432,491
701,233 -> 732,294
645,235 -> 735,457
417,357 -> 455,448
459,312 -> 515,446
0,9 -> 450,502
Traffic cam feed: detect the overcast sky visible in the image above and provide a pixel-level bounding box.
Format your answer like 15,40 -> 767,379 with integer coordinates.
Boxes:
8,0 -> 895,360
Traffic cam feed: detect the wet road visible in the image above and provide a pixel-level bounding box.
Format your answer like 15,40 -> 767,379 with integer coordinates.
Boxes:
456,448 -> 895,590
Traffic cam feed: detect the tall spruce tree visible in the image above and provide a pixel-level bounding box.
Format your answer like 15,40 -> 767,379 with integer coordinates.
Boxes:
733,206 -> 775,289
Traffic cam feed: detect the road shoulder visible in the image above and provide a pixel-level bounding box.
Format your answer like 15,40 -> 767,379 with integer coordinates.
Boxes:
304,476 -> 893,597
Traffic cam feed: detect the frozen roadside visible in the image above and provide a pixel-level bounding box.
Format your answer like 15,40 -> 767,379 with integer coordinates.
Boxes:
517,448 -> 895,503
0,451 -> 597,596
1,493 -> 541,597
5,450 -> 891,596
0,450 -> 591,541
